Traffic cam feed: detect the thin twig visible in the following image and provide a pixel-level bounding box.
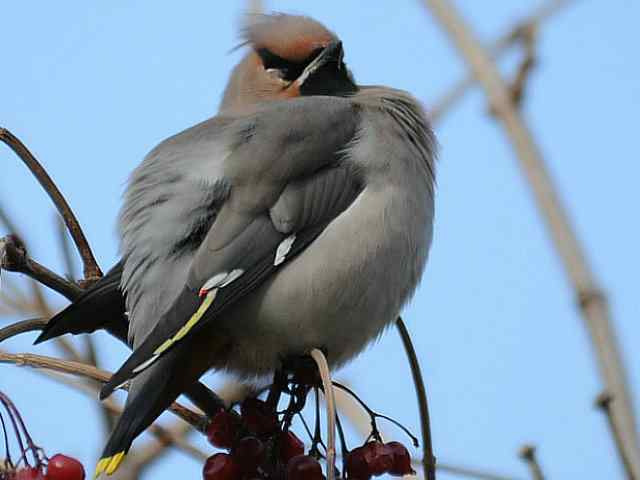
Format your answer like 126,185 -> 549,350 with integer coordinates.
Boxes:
420,1 -> 640,476
430,0 -> 576,122
596,392 -> 635,479
311,348 -> 336,480
1,235 -> 82,301
396,317 -> 436,480
0,318 -> 46,343
507,24 -> 537,107
0,351 -> 208,432
0,128 -> 102,280
518,445 -> 545,480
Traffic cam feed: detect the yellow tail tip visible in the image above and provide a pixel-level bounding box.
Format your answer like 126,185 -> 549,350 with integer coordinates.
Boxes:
94,451 -> 126,478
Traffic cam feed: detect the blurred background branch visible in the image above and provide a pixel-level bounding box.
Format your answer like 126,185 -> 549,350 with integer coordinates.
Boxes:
429,0 -> 575,122
420,0 -> 640,477
518,445 -> 545,480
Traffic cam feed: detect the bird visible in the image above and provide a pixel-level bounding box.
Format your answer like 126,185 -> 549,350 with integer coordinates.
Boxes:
35,12 -> 437,477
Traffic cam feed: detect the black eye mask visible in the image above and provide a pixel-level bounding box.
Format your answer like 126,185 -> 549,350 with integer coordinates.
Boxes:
256,47 -> 324,82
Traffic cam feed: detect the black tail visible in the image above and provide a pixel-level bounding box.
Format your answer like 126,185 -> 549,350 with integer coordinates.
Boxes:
34,259 -> 226,420
95,340 -> 209,477
34,262 -> 127,345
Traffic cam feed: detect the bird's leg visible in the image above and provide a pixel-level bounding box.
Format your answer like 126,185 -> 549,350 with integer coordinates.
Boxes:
266,367 -> 287,411
284,353 -> 321,387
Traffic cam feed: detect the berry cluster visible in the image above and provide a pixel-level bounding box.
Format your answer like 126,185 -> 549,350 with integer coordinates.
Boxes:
201,357 -> 418,480
345,441 -> 414,479
3,454 -> 85,480
1,391 -> 85,480
203,398 -> 323,480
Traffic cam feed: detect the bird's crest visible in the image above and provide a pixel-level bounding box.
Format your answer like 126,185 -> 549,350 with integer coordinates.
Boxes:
241,13 -> 336,62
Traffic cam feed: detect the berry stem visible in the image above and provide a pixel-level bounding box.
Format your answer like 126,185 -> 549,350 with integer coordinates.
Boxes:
296,412 -> 317,447
308,387 -> 325,458
0,393 -> 27,466
0,412 -> 13,469
332,382 -> 419,447
0,391 -> 46,468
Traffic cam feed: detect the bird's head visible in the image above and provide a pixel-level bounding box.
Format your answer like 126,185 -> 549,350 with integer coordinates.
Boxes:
220,13 -> 357,112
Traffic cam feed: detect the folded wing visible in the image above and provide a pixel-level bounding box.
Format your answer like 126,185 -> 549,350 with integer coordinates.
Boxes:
101,96 -> 362,398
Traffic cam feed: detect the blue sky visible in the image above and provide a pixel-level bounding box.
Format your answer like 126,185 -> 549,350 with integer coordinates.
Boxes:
1,1 -> 639,479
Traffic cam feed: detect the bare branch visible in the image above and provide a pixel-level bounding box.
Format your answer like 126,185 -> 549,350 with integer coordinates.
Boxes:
311,348 -> 337,480
0,318 -> 47,343
396,317 -> 436,480
1,235 -> 83,301
0,351 -> 208,432
0,128 -> 102,280
430,0 -> 576,122
420,1 -> 640,476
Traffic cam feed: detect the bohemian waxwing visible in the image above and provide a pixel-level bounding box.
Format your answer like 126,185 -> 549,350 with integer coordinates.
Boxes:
36,13 -> 437,476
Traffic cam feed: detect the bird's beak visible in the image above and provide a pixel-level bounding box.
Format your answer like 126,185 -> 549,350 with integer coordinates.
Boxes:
295,40 -> 344,88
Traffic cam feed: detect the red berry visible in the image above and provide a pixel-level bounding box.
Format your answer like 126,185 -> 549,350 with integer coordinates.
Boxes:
15,467 -> 45,480
240,398 -> 278,436
202,453 -> 240,480
207,411 -> 242,449
345,446 -> 372,480
385,442 -> 415,476
46,454 -> 85,480
286,455 -> 323,480
232,436 -> 265,474
279,431 -> 305,463
363,442 -> 393,476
